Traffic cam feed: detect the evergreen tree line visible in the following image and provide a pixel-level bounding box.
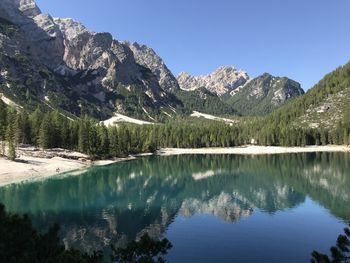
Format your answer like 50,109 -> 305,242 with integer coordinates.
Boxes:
245,119 -> 350,147
1,99 -> 349,160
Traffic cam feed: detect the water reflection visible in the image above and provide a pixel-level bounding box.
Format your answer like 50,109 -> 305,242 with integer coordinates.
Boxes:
179,192 -> 253,222
0,153 -> 349,253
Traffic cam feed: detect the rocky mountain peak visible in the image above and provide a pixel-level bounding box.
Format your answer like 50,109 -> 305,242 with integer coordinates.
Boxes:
227,73 -> 304,116
0,1 -> 42,32
54,18 -> 91,41
17,0 -> 41,16
177,66 -> 249,96
0,0 -> 41,21
125,41 -> 179,91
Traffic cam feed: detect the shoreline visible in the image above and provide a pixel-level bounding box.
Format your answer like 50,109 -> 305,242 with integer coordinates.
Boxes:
157,145 -> 350,155
0,155 -> 137,187
0,145 -> 349,187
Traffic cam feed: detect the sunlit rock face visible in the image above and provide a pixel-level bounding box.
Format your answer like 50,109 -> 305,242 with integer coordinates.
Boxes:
0,0 -> 40,22
54,18 -> 140,84
126,42 -> 180,92
0,0 -> 65,68
177,66 -> 249,96
245,73 -> 304,106
227,73 -> 304,115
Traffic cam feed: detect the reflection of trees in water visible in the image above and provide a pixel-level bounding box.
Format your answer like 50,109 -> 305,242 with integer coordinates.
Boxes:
0,153 -> 349,252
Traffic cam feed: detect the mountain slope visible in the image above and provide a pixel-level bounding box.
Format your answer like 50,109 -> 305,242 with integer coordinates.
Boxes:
174,88 -> 237,115
125,42 -> 180,92
227,73 -> 304,116
266,61 -> 350,130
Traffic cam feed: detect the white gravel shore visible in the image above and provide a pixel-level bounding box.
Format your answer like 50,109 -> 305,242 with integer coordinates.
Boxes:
157,145 -> 350,155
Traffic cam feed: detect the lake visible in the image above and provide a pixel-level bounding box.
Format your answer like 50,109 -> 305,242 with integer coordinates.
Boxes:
0,153 -> 349,262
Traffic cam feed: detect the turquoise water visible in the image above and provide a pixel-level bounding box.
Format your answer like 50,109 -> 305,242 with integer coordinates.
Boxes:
0,153 -> 349,262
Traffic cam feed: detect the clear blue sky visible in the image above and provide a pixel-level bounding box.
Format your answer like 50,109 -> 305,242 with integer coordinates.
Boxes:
36,0 -> 350,90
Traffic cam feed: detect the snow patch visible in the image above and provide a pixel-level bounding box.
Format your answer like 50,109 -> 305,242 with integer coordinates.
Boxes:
190,111 -> 237,124
0,93 -> 22,108
145,90 -> 157,102
142,107 -> 156,121
162,111 -> 172,118
102,113 -> 154,126
169,105 -> 177,113
0,70 -> 8,78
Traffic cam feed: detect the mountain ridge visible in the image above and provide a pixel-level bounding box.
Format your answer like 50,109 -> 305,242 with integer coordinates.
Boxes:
177,66 -> 249,96
0,0 -> 305,120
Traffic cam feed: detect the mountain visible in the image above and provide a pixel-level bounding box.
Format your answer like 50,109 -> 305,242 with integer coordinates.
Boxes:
266,61 -> 350,130
0,0 -> 305,121
227,73 -> 304,116
0,0 -> 181,121
177,66 -> 249,97
177,67 -> 304,116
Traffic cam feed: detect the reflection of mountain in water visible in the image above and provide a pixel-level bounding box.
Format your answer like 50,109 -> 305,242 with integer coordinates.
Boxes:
0,153 -> 349,252
180,192 -> 253,222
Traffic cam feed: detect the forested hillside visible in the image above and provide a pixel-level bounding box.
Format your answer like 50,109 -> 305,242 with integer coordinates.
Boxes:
0,100 -> 246,159
264,61 -> 350,129
1,89 -> 349,162
244,61 -> 350,146
174,88 -> 237,115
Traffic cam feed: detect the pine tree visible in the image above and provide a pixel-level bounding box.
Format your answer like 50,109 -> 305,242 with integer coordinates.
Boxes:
25,88 -> 31,102
97,124 -> 109,157
108,126 -> 120,157
38,113 -> 53,149
78,117 -> 90,154
15,110 -> 31,145
60,117 -> 70,149
6,123 -> 16,161
29,107 -> 43,145
0,100 -> 7,156
88,121 -> 99,157
320,128 -> 327,145
5,107 -> 17,161
343,129 -> 349,146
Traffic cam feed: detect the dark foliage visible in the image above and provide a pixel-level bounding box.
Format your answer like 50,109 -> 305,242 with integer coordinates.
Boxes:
0,204 -> 102,263
113,234 -> 172,263
174,88 -> 237,115
311,225 -> 350,263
